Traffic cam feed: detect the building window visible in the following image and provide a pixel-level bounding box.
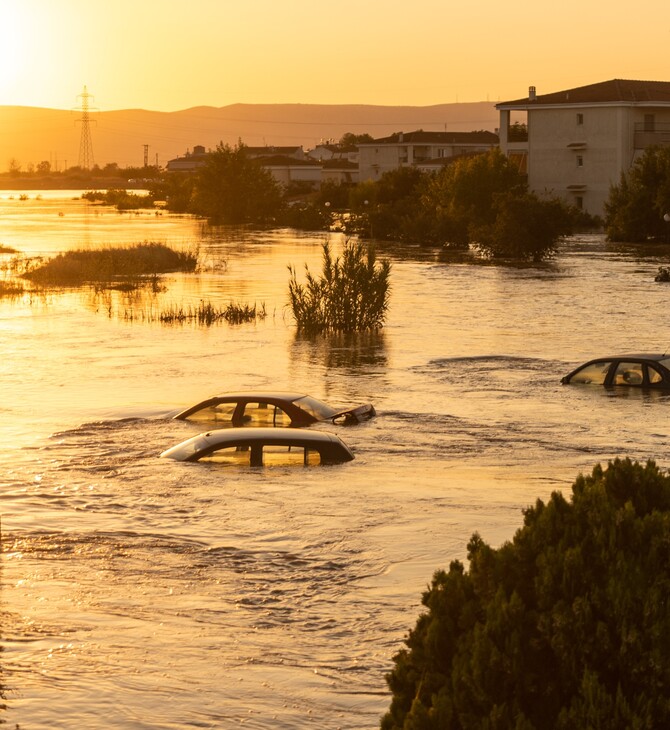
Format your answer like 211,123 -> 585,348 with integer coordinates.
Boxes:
644,114 -> 655,132
576,155 -> 584,167
576,113 -> 584,125
575,196 -> 583,209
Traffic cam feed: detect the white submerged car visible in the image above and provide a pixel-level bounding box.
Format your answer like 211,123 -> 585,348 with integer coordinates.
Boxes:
160,427 -> 355,466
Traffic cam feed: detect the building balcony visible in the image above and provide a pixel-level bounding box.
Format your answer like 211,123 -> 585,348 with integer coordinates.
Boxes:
634,122 -> 670,150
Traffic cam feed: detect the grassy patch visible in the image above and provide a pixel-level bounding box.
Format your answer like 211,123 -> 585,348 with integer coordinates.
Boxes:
0,280 -> 24,298
21,242 -> 198,287
82,189 -> 154,210
124,300 -> 266,326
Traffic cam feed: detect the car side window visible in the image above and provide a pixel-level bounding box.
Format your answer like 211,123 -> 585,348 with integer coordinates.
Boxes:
198,446 -> 252,465
190,402 -> 236,423
243,402 -> 291,426
647,364 -> 664,384
262,445 -> 320,466
570,361 -> 612,384
613,361 -> 643,386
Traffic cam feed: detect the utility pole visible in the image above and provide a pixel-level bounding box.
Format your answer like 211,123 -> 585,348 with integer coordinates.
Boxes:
75,86 -> 96,169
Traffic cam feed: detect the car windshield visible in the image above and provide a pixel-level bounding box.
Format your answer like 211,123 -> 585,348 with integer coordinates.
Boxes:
293,395 -> 338,420
569,361 -> 612,384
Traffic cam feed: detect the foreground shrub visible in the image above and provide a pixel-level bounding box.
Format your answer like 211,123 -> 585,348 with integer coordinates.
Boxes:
288,240 -> 390,334
382,458 -> 670,729
21,242 -> 197,286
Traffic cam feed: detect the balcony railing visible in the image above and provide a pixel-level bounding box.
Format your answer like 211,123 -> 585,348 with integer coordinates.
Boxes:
634,122 -> 670,150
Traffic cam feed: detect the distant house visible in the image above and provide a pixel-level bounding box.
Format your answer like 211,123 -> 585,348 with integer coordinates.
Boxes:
244,146 -> 305,161
321,158 -> 359,185
165,144 -> 306,173
307,143 -> 359,164
165,145 -> 209,172
257,155 -> 322,188
358,130 -> 499,181
496,79 -> 670,216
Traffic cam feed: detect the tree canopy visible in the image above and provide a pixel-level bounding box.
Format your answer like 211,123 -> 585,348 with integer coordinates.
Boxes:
190,141 -> 284,224
347,149 -> 573,260
381,458 -> 670,729
604,145 -> 670,242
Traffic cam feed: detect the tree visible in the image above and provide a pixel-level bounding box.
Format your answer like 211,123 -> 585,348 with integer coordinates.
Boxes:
382,458 -> 670,729
36,160 -> 51,174
470,191 -> 572,261
191,141 -> 284,224
604,145 -> 670,241
339,132 -> 375,146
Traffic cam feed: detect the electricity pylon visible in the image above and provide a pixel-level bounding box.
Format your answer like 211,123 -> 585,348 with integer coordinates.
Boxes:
75,86 -> 96,170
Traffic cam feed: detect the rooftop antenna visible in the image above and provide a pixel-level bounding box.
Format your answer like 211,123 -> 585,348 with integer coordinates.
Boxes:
75,85 -> 97,169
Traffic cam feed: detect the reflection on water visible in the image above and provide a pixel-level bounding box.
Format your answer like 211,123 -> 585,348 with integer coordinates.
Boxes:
1,193 -> 669,728
291,330 -> 388,372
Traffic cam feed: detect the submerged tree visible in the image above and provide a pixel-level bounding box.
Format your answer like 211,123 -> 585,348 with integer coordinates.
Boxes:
382,458 -> 670,729
605,145 -> 670,242
190,141 -> 284,224
288,240 -> 390,334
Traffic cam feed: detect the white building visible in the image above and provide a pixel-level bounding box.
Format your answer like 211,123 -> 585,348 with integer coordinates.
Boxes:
497,79 -> 670,216
358,130 -> 499,182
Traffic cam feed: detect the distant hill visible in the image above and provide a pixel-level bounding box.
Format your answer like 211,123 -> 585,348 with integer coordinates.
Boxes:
0,102 -> 511,171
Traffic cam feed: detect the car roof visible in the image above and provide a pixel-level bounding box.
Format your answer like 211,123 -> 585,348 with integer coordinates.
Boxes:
160,427 -> 352,461
585,354 -> 668,362
195,427 -> 343,444
208,392 -> 309,402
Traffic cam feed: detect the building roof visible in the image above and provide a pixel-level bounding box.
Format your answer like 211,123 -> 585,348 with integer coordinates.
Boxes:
497,79 -> 670,108
362,130 -> 499,145
321,159 -> 358,169
257,155 -> 320,167
246,146 -> 303,155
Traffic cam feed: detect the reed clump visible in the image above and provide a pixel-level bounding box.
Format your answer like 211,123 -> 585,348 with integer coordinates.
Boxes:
288,240 -> 391,334
154,300 -> 266,326
21,242 -> 198,287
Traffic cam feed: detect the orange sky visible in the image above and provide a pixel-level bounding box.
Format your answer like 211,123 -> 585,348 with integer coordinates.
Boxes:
1,0 -> 669,112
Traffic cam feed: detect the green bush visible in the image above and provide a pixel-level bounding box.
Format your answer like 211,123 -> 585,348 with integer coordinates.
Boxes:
288,240 -> 390,334
382,458 -> 670,729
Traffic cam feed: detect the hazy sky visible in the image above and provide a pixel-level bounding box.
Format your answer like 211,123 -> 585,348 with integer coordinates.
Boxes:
2,0 -> 669,111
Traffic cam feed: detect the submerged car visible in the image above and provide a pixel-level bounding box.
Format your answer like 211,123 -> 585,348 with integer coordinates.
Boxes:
160,427 -> 355,466
173,392 -> 376,427
561,354 -> 670,389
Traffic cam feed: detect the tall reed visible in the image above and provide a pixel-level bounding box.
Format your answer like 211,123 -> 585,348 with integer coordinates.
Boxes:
288,241 -> 390,334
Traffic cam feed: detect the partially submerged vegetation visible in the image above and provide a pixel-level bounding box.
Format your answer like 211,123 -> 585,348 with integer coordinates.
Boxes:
0,280 -> 24,298
287,150 -> 583,261
82,189 -> 155,210
605,145 -> 670,242
288,240 -> 390,334
153,300 -> 266,325
21,242 -> 197,287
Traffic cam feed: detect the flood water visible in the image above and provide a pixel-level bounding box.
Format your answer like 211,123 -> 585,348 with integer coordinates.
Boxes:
1,191 -> 669,728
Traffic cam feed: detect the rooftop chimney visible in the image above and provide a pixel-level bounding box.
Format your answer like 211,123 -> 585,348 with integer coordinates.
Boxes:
529,86 -> 537,101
